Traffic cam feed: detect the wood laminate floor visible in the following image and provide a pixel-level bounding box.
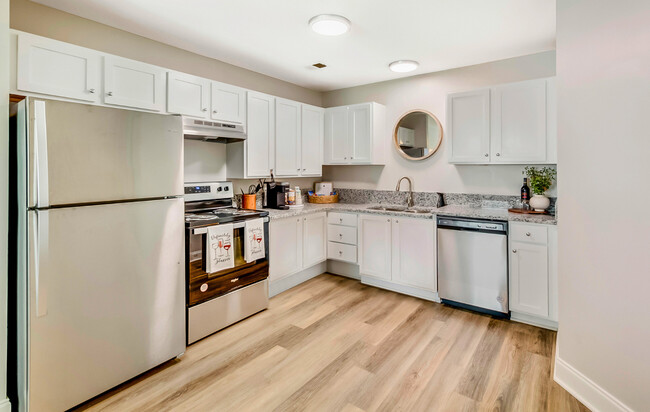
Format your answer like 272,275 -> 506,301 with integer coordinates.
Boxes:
76,275 -> 588,412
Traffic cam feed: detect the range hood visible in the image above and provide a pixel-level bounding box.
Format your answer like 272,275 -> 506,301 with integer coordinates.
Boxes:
182,117 -> 246,143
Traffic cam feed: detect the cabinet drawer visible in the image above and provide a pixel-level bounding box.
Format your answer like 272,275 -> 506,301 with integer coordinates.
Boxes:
328,242 -> 357,263
327,224 -> 357,245
510,223 -> 548,244
328,212 -> 357,227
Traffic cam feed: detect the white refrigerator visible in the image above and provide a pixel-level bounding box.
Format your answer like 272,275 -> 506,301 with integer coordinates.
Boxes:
13,98 -> 186,411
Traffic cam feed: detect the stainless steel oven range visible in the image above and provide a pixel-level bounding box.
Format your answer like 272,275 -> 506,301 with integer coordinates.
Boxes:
184,181 -> 270,344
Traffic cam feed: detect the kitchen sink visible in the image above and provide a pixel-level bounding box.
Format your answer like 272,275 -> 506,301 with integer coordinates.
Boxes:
367,206 -> 431,214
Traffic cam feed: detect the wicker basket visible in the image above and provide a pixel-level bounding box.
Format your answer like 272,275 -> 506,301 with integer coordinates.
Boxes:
308,193 -> 339,204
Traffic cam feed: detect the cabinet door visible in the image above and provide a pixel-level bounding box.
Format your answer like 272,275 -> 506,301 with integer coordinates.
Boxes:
348,103 -> 372,163
303,212 -> 327,268
275,98 -> 301,177
509,241 -> 549,317
103,56 -> 165,111
301,104 -> 324,176
166,71 -> 210,118
358,215 -> 392,280
246,91 -> 275,177
324,106 -> 349,164
17,34 -> 100,103
391,218 -> 436,291
211,81 -> 246,124
491,78 -> 548,163
447,89 -> 490,163
269,217 -> 303,281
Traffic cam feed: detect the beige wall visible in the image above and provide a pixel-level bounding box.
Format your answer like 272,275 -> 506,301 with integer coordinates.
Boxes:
555,1 -> 650,411
1,0 -> 10,408
322,51 -> 556,195
9,0 -> 322,106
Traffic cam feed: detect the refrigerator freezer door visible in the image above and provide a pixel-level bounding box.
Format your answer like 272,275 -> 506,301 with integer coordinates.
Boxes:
27,98 -> 183,208
26,198 -> 185,411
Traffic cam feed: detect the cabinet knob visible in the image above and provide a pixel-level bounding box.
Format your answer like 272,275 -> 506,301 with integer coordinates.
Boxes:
88,88 -> 95,94
496,153 -> 501,157
339,250 -> 342,255
526,232 -> 531,237
106,91 -> 113,96
396,220 -> 399,223
351,156 -> 354,159
484,153 -> 489,157
302,168 -> 306,171
387,219 -> 390,222
512,249 -> 517,253
339,233 -> 342,238
339,218 -> 343,223
213,110 -> 218,113
344,157 -> 347,160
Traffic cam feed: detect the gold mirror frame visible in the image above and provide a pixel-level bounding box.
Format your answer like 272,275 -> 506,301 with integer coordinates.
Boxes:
393,109 -> 444,161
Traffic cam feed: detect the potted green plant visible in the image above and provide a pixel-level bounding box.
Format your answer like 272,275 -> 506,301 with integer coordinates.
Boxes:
524,166 -> 557,211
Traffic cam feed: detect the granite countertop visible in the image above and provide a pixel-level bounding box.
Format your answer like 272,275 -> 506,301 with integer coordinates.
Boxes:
264,203 -> 557,225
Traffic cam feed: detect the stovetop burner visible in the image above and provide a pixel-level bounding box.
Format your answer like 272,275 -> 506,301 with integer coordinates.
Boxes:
185,207 -> 269,228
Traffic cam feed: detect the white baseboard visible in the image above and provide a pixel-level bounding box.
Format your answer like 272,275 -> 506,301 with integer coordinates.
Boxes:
554,356 -> 633,412
269,261 -> 327,297
326,260 -> 360,280
360,276 -> 440,303
510,311 -> 558,331
0,398 -> 11,412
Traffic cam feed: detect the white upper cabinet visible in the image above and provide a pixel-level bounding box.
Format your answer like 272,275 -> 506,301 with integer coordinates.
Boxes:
17,34 -> 101,103
103,56 -> 166,111
349,103 -> 372,163
275,98 -> 301,177
447,77 -> 557,164
358,215 -> 392,280
210,81 -> 246,124
324,106 -> 349,164
245,91 -> 275,178
447,89 -> 490,163
491,78 -> 549,163
324,102 -> 386,165
391,217 -> 436,291
302,213 -> 327,268
301,104 -> 324,176
167,71 -> 210,118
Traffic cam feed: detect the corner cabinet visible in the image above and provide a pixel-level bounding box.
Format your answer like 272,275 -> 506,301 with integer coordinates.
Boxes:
508,222 -> 558,328
324,102 -> 386,165
227,91 -> 275,179
447,77 -> 556,164
269,212 -> 327,282
275,100 -> 324,177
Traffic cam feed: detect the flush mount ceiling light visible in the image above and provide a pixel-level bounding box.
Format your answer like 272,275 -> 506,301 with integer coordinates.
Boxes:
389,60 -> 419,73
309,14 -> 351,36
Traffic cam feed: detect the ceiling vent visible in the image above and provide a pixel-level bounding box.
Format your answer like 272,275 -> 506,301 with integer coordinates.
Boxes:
312,63 -> 327,69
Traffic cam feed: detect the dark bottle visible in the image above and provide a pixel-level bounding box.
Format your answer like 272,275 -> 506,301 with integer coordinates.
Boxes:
521,178 -> 530,203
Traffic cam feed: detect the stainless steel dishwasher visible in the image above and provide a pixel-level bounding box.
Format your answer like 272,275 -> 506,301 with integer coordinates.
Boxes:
437,216 -> 509,316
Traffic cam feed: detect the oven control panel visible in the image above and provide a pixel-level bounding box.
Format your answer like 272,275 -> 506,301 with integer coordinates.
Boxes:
184,182 -> 233,201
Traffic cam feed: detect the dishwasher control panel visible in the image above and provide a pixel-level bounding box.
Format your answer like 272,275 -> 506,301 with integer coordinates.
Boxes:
437,217 -> 507,233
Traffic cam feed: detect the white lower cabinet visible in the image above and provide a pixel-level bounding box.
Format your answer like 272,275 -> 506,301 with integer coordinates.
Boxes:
358,215 -> 392,280
269,212 -> 327,282
358,215 -> 437,295
391,217 -> 436,291
508,222 -> 558,325
302,213 -> 327,268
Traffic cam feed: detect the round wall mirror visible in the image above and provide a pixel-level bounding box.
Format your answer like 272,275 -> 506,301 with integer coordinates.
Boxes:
393,110 -> 443,160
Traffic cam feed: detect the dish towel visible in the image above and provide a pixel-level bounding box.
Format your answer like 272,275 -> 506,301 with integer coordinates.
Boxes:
206,224 -> 235,273
244,218 -> 265,263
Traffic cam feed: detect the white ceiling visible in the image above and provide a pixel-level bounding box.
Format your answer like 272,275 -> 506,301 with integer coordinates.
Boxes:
32,0 -> 556,91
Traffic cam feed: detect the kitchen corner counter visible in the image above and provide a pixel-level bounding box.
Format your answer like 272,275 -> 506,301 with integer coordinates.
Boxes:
263,203 -> 557,225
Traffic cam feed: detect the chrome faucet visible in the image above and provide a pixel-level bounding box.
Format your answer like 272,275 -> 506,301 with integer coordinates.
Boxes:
396,177 -> 414,208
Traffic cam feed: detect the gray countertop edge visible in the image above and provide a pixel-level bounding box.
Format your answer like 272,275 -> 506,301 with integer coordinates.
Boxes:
263,203 -> 557,225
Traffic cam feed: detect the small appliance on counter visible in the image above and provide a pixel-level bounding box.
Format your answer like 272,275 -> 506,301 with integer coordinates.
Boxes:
265,181 -> 290,210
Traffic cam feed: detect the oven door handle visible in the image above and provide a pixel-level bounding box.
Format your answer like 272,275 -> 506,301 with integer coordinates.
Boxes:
192,216 -> 269,235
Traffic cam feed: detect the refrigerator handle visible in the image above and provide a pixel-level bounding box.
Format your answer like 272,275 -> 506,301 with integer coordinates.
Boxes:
33,100 -> 50,208
32,210 -> 49,317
